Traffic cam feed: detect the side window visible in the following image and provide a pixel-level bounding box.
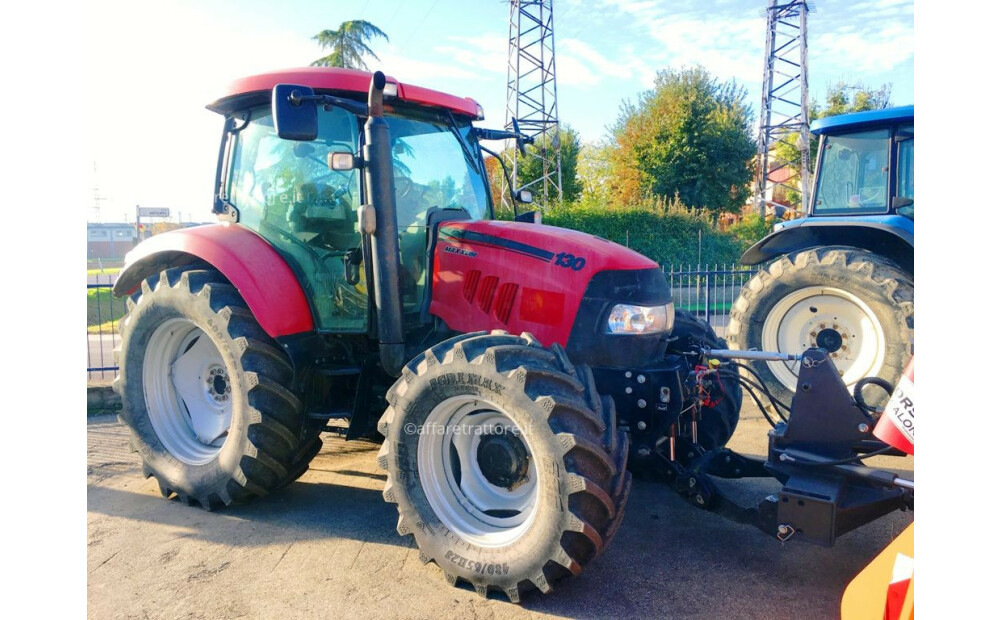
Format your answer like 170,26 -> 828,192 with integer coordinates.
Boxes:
228,107 -> 361,240
896,125 -> 914,206
226,106 -> 368,332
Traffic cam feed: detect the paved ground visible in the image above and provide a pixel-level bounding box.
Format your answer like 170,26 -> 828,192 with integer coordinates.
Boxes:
88,408 -> 913,619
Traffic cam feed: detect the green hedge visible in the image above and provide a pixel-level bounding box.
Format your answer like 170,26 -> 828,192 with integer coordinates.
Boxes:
539,199 -> 748,266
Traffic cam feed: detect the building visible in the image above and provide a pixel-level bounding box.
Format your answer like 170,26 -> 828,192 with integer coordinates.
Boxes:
87,223 -> 137,261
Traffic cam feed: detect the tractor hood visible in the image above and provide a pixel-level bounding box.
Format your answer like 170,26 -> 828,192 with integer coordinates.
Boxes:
430,220 -> 671,366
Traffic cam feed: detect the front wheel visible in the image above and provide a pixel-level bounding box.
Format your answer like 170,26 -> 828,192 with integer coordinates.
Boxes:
377,331 -> 630,602
727,246 -> 913,405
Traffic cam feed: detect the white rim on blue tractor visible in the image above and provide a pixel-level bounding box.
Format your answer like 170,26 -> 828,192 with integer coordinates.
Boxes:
762,286 -> 886,394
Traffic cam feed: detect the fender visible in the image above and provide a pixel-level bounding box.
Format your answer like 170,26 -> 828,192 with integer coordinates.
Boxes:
113,223 -> 314,338
740,215 -> 914,273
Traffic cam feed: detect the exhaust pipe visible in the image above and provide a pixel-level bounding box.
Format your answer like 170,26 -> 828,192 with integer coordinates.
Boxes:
363,71 -> 406,375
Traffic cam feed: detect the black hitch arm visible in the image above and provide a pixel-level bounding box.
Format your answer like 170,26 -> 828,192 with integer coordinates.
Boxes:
660,348 -> 913,546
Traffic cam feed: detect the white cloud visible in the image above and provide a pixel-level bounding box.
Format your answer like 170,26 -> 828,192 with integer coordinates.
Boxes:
557,54 -> 600,87
561,38 -> 626,78
644,15 -> 764,84
813,23 -> 914,74
379,48 -> 481,82
433,33 -> 508,75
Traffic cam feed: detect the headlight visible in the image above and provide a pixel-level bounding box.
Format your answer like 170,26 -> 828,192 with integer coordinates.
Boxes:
606,303 -> 674,334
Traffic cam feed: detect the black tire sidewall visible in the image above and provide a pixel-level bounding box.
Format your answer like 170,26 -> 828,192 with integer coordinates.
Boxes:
737,248 -> 912,399
119,278 -> 253,496
387,360 -> 572,584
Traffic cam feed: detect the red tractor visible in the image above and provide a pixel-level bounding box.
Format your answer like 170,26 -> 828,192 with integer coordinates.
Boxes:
113,68 -> 911,602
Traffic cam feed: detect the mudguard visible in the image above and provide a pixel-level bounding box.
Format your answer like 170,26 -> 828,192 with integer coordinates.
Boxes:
113,223 -> 314,338
740,214 -> 914,270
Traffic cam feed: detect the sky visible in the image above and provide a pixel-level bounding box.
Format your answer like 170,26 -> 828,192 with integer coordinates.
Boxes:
87,0 -> 914,224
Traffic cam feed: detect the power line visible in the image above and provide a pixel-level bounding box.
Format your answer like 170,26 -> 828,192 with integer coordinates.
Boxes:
400,0 -> 442,49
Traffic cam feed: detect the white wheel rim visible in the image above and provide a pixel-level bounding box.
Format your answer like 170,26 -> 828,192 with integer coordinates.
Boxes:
417,395 -> 539,548
762,286 -> 886,392
144,318 -> 233,465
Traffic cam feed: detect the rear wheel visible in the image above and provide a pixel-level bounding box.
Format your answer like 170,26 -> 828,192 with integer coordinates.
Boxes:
728,246 -> 913,405
377,331 -> 630,602
114,267 -> 316,508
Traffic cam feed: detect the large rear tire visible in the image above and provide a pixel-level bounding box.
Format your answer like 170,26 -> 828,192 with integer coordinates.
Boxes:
377,331 -> 630,602
727,246 -> 913,405
113,267 -> 316,509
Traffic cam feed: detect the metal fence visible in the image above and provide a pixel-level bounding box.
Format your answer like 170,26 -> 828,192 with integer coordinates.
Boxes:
85,264 -> 757,378
663,264 -> 755,337
87,273 -> 124,381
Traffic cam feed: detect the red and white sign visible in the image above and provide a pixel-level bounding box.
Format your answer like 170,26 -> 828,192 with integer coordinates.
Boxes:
874,358 -> 914,456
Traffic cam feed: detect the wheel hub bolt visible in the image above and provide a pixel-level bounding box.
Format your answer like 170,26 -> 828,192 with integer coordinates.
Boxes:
205,366 -> 230,404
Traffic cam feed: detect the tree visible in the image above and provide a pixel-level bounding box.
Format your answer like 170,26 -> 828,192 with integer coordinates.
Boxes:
816,81 -> 892,119
577,140 -> 615,204
772,81 -> 893,204
311,20 -> 389,70
515,125 -> 583,206
608,67 -> 756,214
482,156 -> 510,218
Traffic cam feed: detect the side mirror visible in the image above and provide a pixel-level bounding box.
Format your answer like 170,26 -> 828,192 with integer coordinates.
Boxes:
272,84 -> 318,141
891,197 -> 914,209
516,189 -> 533,204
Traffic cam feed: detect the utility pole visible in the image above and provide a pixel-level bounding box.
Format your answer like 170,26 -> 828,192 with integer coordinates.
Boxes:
504,0 -> 562,210
90,161 -> 107,222
755,0 -> 811,218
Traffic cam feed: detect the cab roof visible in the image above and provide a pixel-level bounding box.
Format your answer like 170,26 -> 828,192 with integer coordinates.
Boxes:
206,67 -> 482,118
810,105 -> 914,135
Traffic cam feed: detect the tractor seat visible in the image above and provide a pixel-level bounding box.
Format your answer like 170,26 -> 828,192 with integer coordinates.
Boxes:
286,182 -> 359,249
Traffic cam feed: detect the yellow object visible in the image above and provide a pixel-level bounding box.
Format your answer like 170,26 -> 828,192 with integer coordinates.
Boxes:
708,358 -> 721,369
841,523 -> 914,620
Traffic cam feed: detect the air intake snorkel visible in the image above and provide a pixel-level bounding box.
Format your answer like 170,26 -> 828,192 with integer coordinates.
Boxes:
362,71 -> 406,375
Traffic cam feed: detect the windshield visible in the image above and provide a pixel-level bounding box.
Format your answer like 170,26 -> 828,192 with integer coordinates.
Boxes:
814,129 -> 890,214
385,113 -> 491,223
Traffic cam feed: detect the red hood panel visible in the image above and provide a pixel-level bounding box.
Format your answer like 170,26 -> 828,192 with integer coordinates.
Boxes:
430,220 -> 660,346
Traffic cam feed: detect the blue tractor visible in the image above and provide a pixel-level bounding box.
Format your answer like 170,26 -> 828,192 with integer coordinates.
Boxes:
728,106 -> 914,404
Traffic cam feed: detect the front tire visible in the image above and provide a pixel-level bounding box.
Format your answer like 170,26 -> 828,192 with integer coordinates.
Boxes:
113,267 -> 313,509
377,331 -> 630,602
727,246 -> 913,405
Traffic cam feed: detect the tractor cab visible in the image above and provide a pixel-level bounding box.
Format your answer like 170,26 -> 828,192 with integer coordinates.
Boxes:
209,68 -> 493,334
740,105 -> 914,270
809,105 -> 914,218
